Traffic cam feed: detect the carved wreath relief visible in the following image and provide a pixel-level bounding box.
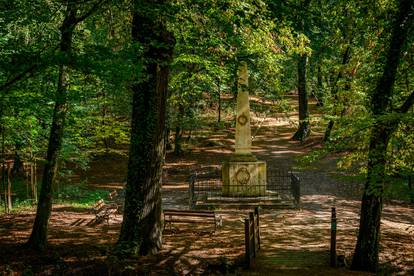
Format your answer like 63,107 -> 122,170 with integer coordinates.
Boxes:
235,167 -> 250,185
237,114 -> 248,126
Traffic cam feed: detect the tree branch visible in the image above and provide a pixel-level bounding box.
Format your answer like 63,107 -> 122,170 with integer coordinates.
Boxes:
0,44 -> 59,93
397,90 -> 414,113
74,0 -> 107,24
0,64 -> 39,93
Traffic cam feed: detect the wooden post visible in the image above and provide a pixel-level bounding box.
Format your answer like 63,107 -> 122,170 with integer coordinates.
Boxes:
244,218 -> 251,268
33,160 -> 37,202
330,207 -> 337,267
6,161 -> 12,212
189,175 -> 195,209
30,163 -> 34,199
290,173 -> 301,208
1,161 -> 6,213
24,163 -> 29,198
255,206 -> 260,250
249,212 -> 256,257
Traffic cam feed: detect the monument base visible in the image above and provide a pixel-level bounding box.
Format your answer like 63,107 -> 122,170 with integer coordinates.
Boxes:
222,160 -> 266,197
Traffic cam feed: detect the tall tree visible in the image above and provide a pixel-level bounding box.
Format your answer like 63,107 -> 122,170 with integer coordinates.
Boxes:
291,0 -> 312,141
292,52 -> 310,141
26,0 -> 106,250
268,0 -> 313,141
116,0 -> 175,255
351,0 -> 414,271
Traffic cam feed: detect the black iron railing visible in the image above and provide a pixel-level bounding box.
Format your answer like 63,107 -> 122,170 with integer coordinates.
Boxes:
189,168 -> 300,208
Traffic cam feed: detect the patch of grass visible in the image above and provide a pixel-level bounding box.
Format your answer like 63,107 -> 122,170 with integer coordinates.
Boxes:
384,177 -> 414,202
0,199 -> 36,214
55,185 -> 109,207
0,182 -> 109,214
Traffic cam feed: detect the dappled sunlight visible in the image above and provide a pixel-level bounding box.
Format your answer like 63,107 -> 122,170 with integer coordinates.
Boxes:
1,95 -> 413,275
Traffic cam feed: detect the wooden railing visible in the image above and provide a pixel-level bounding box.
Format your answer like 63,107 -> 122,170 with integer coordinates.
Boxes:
245,206 -> 261,268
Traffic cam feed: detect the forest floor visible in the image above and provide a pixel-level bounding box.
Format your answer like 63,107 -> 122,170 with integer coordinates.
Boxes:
0,95 -> 413,275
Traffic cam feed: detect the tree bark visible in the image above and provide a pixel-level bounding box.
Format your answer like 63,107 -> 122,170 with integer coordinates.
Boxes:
174,105 -> 184,156
351,0 -> 413,271
174,126 -> 182,155
116,1 -> 175,256
351,124 -> 391,271
316,62 -> 323,106
25,2 -> 77,250
323,45 -> 351,142
1,104 -> 6,213
217,78 -> 221,123
12,141 -> 24,176
292,54 -> 310,141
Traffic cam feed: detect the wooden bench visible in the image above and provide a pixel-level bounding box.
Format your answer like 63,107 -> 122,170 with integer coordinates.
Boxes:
108,190 -> 117,201
91,199 -> 118,224
163,209 -> 222,232
107,190 -> 123,213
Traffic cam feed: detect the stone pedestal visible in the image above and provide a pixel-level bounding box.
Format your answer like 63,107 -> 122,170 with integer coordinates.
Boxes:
222,161 -> 266,197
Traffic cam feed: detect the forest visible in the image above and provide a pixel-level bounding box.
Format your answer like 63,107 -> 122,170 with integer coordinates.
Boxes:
0,0 -> 413,275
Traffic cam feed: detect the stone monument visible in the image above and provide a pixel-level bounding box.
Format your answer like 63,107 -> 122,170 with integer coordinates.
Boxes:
222,62 -> 267,197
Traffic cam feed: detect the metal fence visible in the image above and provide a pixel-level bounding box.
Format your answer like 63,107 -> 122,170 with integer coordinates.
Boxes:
189,167 -> 300,208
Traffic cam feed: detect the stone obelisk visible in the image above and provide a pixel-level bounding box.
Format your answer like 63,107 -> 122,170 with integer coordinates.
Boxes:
232,62 -> 256,161
222,62 -> 266,197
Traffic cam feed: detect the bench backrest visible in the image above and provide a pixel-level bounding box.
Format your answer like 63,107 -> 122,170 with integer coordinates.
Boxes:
108,190 -> 117,200
93,199 -> 105,211
164,209 -> 215,218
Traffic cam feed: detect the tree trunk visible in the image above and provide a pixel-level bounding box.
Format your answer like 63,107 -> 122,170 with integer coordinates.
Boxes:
12,142 -> 24,176
165,127 -> 172,150
316,62 -> 323,106
351,0 -> 413,271
174,105 -> 184,156
323,45 -> 351,142
26,2 -> 77,250
1,110 -> 6,213
232,60 -> 239,98
174,126 -> 182,155
116,1 -> 175,256
292,55 -> 310,141
217,78 -> 221,123
351,125 -> 391,271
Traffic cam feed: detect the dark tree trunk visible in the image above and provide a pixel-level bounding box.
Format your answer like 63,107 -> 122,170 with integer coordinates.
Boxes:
165,127 -> 172,150
323,45 -> 351,142
174,126 -> 182,156
351,0 -> 413,271
316,62 -> 323,106
232,60 -> 239,98
1,105 -> 6,213
292,55 -> 310,141
25,3 -> 77,250
12,142 -> 24,176
217,78 -> 221,123
116,1 -> 175,256
174,105 -> 184,156
25,0 -> 104,250
351,125 -> 391,271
